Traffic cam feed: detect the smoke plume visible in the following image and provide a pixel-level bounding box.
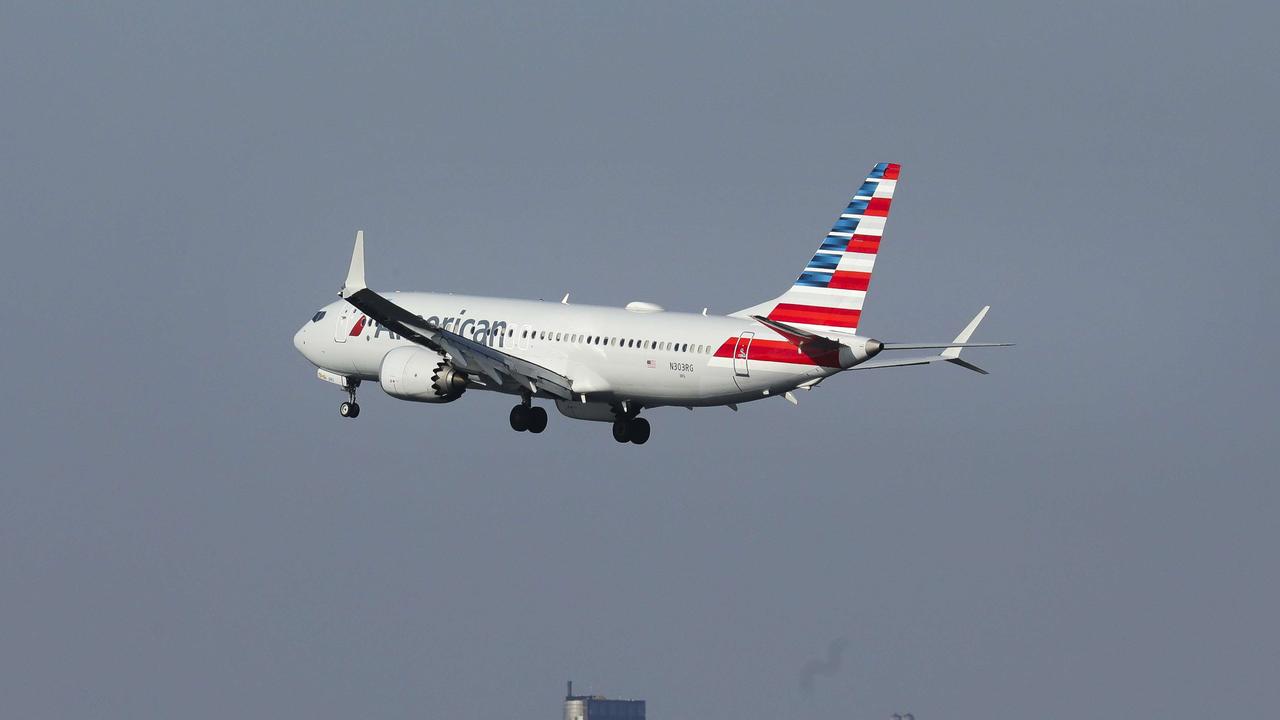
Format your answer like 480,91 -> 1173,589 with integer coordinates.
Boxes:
798,637 -> 849,693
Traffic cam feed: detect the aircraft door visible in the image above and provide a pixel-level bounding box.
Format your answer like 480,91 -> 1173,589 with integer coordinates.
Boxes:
732,331 -> 754,385
334,305 -> 357,343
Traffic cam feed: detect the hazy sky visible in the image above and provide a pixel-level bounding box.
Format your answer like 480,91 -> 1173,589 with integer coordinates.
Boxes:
2,2 -> 1277,719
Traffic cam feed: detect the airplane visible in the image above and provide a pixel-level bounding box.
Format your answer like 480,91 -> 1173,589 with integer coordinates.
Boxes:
292,162 -> 1011,444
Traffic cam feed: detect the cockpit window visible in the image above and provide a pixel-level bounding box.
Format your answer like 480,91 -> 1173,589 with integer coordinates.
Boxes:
311,310 -> 327,322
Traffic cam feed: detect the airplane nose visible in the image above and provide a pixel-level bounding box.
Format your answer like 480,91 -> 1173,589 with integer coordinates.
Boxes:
293,324 -> 309,355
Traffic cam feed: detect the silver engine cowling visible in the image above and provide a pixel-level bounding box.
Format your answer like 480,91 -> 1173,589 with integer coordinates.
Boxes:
378,346 -> 468,403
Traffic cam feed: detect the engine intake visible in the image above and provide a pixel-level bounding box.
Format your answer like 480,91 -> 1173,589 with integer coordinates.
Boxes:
378,347 -> 467,403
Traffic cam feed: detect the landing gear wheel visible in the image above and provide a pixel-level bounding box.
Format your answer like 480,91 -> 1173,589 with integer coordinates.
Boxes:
628,417 -> 650,444
527,406 -> 548,434
340,401 -> 360,418
509,405 -> 530,432
612,420 -> 631,443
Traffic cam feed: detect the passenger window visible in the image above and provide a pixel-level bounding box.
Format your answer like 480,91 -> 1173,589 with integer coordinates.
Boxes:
555,332 -> 561,341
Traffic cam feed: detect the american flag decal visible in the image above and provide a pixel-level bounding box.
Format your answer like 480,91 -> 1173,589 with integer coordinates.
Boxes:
646,359 -> 656,368
763,162 -> 900,335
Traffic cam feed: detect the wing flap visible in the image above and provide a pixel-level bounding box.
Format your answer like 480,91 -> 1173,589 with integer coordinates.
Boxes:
433,326 -> 575,399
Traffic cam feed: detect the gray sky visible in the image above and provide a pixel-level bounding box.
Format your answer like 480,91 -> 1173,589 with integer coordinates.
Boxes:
2,2 -> 1277,719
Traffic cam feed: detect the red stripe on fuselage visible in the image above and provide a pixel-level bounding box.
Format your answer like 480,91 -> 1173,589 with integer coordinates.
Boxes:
349,317 -> 366,336
767,303 -> 861,328
713,338 -> 841,367
712,338 -> 738,357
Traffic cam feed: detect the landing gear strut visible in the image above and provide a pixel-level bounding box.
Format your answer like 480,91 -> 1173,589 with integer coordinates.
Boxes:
611,406 -> 650,445
339,383 -> 361,419
509,395 -> 547,434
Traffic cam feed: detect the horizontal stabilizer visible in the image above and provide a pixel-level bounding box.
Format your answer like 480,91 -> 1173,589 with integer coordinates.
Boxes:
852,355 -> 989,373
851,355 -> 942,370
854,306 -> 1008,373
881,342 -> 1013,350
750,314 -> 840,348
946,357 -> 988,374
943,305 -> 988,358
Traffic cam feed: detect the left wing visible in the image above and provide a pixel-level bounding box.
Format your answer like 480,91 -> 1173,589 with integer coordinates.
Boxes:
339,231 -> 576,399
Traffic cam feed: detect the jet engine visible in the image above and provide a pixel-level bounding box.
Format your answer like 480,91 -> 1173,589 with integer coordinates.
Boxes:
378,346 -> 468,403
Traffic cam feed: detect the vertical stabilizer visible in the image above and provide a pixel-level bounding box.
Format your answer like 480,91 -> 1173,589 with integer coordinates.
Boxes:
733,163 -> 900,335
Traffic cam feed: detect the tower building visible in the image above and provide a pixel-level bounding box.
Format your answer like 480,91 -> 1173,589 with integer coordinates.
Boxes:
563,681 -> 645,720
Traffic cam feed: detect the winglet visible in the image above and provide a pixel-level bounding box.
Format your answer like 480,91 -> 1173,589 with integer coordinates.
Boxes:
341,230 -> 366,298
941,306 -> 989,360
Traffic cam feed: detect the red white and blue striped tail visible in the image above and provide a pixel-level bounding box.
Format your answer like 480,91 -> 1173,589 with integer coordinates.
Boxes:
734,162 -> 900,335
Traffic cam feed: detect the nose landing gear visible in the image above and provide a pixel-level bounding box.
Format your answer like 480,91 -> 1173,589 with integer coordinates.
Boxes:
339,383 -> 361,418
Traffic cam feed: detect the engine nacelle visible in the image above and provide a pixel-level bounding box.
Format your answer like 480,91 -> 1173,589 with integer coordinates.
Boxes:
378,347 -> 468,403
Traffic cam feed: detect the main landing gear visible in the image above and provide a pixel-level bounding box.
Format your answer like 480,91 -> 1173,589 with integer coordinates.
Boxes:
509,395 -> 548,434
339,383 -> 361,419
611,415 -> 650,445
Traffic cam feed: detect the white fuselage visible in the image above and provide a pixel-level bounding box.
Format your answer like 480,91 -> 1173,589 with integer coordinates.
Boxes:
293,292 -> 851,408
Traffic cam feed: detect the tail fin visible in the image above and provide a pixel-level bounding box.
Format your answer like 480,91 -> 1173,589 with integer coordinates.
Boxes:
733,162 -> 900,334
